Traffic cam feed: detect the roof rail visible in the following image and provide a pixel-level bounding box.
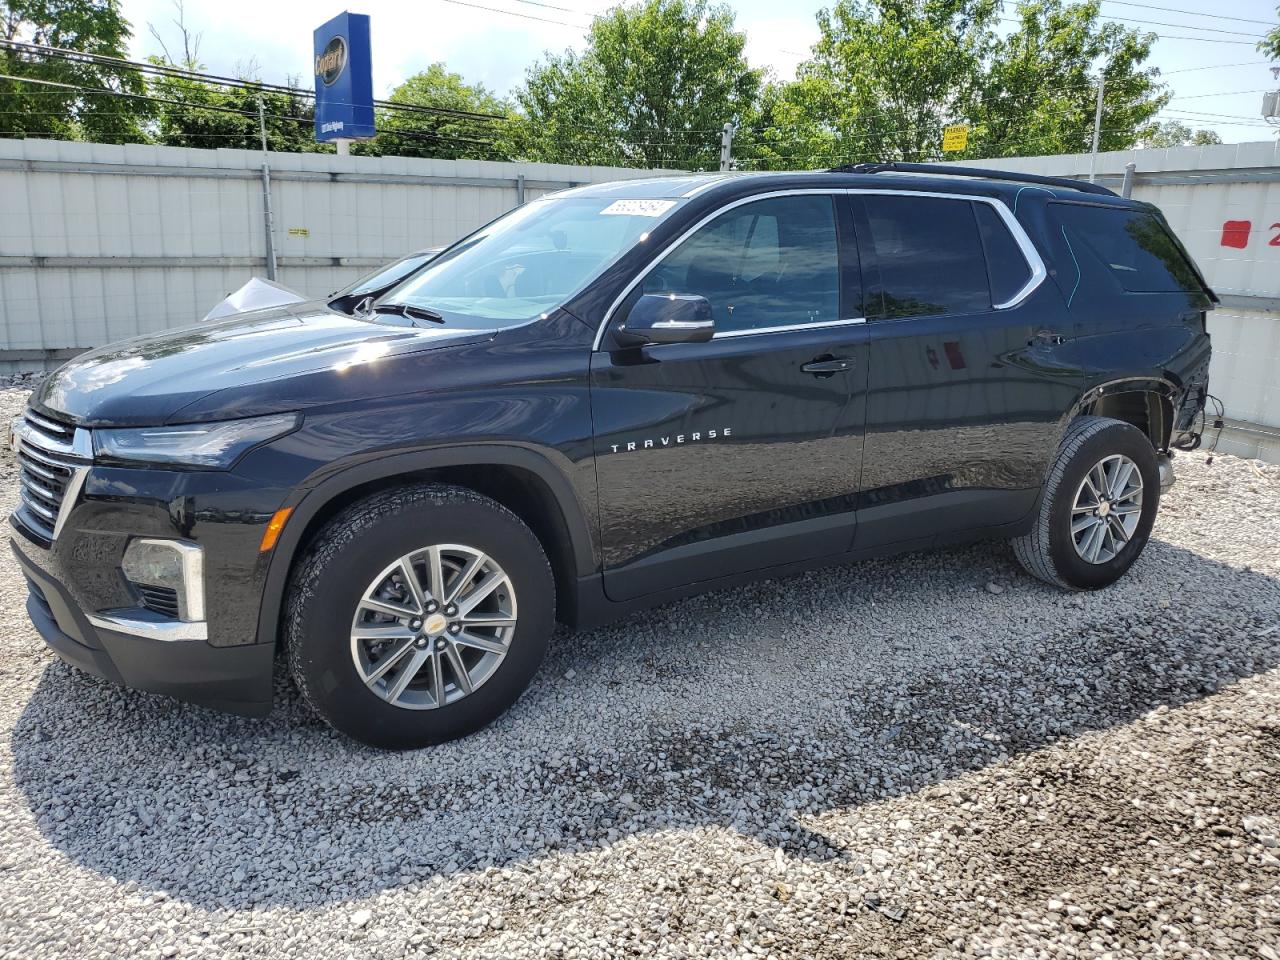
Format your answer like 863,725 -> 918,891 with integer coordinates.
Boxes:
829,161 -> 1116,197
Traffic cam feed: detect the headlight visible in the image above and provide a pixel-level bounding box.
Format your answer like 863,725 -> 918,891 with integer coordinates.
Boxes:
93,413 -> 300,468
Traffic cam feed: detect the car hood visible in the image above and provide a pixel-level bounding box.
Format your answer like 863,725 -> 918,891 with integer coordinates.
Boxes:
33,303 -> 496,427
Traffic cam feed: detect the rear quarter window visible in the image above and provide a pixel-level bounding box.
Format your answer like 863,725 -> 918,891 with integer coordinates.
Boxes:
974,203 -> 1033,305
1051,202 -> 1207,296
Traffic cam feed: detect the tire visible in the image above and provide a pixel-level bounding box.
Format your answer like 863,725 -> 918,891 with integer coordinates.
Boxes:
285,483 -> 554,749
1012,415 -> 1160,591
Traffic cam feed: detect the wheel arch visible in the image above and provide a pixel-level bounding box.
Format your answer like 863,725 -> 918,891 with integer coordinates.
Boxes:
256,445 -> 596,646
1068,377 -> 1178,452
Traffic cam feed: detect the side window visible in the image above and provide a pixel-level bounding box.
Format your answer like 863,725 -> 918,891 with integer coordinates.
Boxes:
861,196 -> 990,319
974,203 -> 1033,305
641,195 -> 839,334
1051,203 -> 1208,295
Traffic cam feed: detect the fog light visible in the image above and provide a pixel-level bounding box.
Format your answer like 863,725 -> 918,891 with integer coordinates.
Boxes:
121,539 -> 205,622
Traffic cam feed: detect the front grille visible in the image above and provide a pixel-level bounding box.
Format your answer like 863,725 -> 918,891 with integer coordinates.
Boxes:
14,410 -> 87,541
135,584 -> 181,619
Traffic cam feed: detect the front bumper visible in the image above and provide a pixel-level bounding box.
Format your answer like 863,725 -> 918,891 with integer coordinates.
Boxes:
12,535 -> 274,716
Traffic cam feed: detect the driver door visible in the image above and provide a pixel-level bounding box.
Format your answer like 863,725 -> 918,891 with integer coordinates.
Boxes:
589,192 -> 869,602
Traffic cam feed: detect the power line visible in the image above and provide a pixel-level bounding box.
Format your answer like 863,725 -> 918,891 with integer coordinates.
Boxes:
1163,61 -> 1272,75
1099,0 -> 1277,28
436,0 -> 589,28
1079,12 -> 1264,39
0,73 -> 509,147
0,39 -> 514,124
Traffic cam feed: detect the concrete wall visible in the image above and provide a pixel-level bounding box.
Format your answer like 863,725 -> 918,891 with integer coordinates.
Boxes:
0,137 -> 662,369
966,143 -> 1280,462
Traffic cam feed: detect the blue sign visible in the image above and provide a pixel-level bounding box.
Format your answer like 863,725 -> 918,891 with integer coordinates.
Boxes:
313,12 -> 375,142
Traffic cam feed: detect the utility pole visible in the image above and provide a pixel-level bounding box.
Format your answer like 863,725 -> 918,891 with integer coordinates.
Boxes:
1088,76 -> 1105,184
719,121 -> 737,172
257,96 -> 278,281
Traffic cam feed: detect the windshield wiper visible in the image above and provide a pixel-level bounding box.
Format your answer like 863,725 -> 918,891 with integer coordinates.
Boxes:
372,302 -> 445,325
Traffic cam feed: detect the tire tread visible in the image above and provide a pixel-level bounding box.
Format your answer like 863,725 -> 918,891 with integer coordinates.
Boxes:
283,483 -> 552,739
1013,415 -> 1122,590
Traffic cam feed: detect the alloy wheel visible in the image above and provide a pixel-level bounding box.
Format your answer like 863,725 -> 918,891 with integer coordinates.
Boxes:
1070,453 -> 1144,564
349,544 -> 517,710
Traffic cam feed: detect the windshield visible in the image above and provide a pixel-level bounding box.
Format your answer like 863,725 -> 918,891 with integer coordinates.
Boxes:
335,251 -> 439,300
378,196 -> 682,328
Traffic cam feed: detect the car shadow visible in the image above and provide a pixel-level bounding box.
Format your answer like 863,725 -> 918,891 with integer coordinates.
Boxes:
10,535 -> 1280,910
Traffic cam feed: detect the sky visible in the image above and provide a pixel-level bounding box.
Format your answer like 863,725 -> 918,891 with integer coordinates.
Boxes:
119,0 -> 1280,145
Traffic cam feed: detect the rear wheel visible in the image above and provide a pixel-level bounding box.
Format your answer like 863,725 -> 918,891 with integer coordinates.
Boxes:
1013,416 -> 1160,590
285,484 -> 554,749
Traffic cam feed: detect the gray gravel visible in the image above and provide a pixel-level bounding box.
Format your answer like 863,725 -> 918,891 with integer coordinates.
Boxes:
0,381 -> 1277,959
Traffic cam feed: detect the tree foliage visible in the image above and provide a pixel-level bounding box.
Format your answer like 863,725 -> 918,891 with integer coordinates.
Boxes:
961,0 -> 1167,160
1260,5 -> 1280,61
148,65 -> 318,151
745,0 -> 1167,170
746,0 -> 997,168
0,0 -> 150,142
363,63 -> 513,161
512,0 -> 762,169
1137,120 -> 1222,149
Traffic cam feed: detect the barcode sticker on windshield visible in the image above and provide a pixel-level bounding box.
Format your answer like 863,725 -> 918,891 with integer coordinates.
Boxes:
600,199 -> 677,217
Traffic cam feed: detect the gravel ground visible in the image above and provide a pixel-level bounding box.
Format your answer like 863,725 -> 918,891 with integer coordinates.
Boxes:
0,382 -> 1277,959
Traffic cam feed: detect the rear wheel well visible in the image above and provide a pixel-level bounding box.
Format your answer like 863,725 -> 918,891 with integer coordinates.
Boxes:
1081,390 -> 1171,451
287,465 -> 578,624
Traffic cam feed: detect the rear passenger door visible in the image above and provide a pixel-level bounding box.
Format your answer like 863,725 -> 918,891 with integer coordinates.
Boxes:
850,192 -> 1080,551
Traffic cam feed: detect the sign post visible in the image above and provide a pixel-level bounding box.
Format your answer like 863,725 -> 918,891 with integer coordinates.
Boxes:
313,12 -> 375,148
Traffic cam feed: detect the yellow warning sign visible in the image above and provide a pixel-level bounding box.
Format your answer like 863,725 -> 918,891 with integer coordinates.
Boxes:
288,227 -> 310,238
942,124 -> 969,152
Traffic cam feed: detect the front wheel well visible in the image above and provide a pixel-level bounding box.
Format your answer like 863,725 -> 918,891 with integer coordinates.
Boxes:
281,464 -> 580,626
1079,390 -> 1172,452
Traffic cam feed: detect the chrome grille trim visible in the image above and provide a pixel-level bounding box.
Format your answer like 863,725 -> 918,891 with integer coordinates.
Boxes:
20,490 -> 56,521
13,410 -> 91,542
20,458 -> 57,481
25,410 -> 74,440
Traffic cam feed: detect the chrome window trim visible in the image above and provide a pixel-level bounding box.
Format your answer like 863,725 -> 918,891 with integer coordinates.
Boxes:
591,187 -> 1047,351
714,316 -> 867,340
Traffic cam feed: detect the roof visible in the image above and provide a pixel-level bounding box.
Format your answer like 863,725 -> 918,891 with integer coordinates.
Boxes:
555,167 -> 1135,207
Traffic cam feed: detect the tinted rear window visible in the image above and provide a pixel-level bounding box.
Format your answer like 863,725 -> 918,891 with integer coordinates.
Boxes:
1052,203 -> 1206,295
975,203 -> 1032,304
861,195 -> 989,319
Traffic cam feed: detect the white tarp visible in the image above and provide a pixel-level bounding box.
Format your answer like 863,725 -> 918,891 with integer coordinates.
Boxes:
204,277 -> 307,321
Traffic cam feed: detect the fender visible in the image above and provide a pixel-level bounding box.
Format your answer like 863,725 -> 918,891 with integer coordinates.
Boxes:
254,443 -> 597,647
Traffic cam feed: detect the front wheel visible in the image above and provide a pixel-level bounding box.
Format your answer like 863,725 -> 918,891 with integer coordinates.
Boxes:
285,484 -> 554,749
1013,416 -> 1160,590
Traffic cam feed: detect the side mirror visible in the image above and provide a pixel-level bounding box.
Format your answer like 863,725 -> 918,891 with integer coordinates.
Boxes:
615,293 -> 715,348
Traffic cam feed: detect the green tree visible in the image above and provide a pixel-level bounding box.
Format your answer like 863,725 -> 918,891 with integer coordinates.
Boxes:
148,64 -> 318,151
747,0 -> 1166,170
364,63 -> 513,161
1137,120 -> 1222,148
962,0 -> 1167,159
145,5 -> 317,152
512,0 -> 762,169
747,0 -> 998,169
0,0 -> 151,142
1259,5 -> 1279,60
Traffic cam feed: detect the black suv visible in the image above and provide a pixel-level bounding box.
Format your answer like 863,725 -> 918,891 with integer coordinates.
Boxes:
10,164 -> 1214,749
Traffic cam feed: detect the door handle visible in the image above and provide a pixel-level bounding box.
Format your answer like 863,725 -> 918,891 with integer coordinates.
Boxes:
1031,329 -> 1067,346
801,356 -> 854,377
